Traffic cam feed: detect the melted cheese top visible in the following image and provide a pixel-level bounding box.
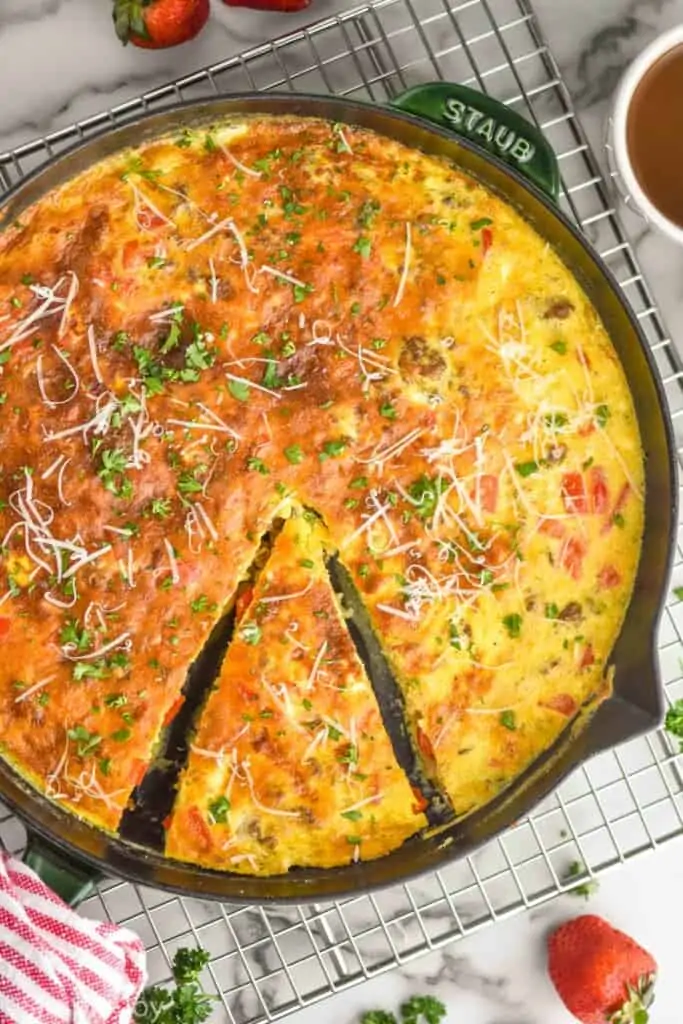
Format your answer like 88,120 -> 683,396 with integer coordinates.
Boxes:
0,115 -> 643,870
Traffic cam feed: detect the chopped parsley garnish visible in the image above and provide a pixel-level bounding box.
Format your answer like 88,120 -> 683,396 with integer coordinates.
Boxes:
111,727 -> 131,743
502,613 -> 523,638
341,809 -> 363,821
177,470 -> 204,494
60,619 -> 92,652
240,622 -> 262,645
98,448 -> 132,499
319,439 -> 347,461
565,860 -> 599,900
246,457 -> 269,475
379,401 -> 397,420
350,476 -> 368,490
499,710 -> 517,730
73,660 -> 109,682
67,725 -> 102,758
544,412 -> 568,429
148,497 -> 172,518
550,339 -> 567,355
595,403 -> 611,428
293,283 -> 313,303
448,622 -> 461,650
228,379 -> 251,402
284,444 -> 304,464
353,236 -> 372,259
208,796 -> 230,824
545,603 -> 559,620
190,595 -> 211,613
104,693 -> 127,709
407,475 -> 448,520
338,743 -> 359,765
470,217 -> 493,231
357,198 -> 381,228
514,461 -> 539,478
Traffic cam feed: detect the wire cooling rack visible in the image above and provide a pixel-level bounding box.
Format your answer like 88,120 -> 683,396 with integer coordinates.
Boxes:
2,1 -> 683,1021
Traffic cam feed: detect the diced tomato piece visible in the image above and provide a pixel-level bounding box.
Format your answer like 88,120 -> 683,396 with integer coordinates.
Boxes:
478,474 -> 499,513
561,473 -> 588,514
588,466 -> 609,514
186,806 -> 212,850
559,535 -> 587,579
539,518 -> 566,539
137,206 -> 167,231
416,726 -> 435,761
411,786 -> 428,814
235,585 -> 254,621
163,695 -> 185,727
579,644 -> 595,669
122,240 -> 145,270
598,565 -> 621,589
0,618 -> 10,639
578,421 -> 596,437
542,693 -> 578,716
481,227 -> 493,256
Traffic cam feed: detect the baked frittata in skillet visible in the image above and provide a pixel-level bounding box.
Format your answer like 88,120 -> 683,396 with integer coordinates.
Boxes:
0,115 -> 643,871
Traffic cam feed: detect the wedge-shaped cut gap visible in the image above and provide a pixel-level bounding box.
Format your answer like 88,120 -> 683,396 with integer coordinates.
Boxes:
326,555 -> 454,828
120,521 -> 285,849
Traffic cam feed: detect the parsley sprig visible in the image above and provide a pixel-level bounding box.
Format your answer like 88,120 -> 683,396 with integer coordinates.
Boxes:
134,947 -> 214,1023
361,994 -> 446,1024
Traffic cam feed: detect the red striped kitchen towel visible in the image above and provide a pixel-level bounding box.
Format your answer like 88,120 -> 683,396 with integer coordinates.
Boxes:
0,851 -> 146,1024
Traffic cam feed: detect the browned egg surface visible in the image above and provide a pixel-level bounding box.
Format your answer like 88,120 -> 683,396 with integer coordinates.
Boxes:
0,116 -> 643,873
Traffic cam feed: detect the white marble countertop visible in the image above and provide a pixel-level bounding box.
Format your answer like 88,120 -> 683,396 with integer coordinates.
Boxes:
1,2 -> 683,1023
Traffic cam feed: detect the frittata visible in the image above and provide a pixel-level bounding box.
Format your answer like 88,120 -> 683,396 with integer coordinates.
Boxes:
0,114 -> 644,872
166,514 -> 426,873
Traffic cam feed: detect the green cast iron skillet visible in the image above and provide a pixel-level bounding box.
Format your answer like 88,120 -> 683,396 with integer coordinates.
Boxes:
0,84 -> 677,906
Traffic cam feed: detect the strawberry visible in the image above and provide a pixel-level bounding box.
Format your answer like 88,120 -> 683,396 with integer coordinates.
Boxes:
113,0 -> 210,49
548,915 -> 657,1024
221,0 -> 313,10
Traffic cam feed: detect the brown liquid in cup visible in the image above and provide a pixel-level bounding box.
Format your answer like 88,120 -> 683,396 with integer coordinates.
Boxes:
627,42 -> 683,228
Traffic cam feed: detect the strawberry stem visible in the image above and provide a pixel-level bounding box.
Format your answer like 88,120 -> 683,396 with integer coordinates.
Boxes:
608,974 -> 656,1024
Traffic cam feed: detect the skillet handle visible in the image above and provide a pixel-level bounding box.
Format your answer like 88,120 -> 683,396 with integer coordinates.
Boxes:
390,82 -> 560,203
23,833 -> 102,907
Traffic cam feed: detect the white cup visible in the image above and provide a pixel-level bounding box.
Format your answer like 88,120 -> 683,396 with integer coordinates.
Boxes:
606,24 -> 683,245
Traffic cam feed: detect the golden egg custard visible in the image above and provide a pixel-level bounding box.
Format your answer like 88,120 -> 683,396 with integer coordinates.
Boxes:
0,114 -> 644,872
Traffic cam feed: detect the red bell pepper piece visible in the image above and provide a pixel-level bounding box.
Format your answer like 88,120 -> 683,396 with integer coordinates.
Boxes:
542,693 -> 578,716
561,473 -> 588,514
588,466 -> 609,513
539,518 -> 566,539
0,618 -> 10,639
598,565 -> 621,589
559,535 -> 586,579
